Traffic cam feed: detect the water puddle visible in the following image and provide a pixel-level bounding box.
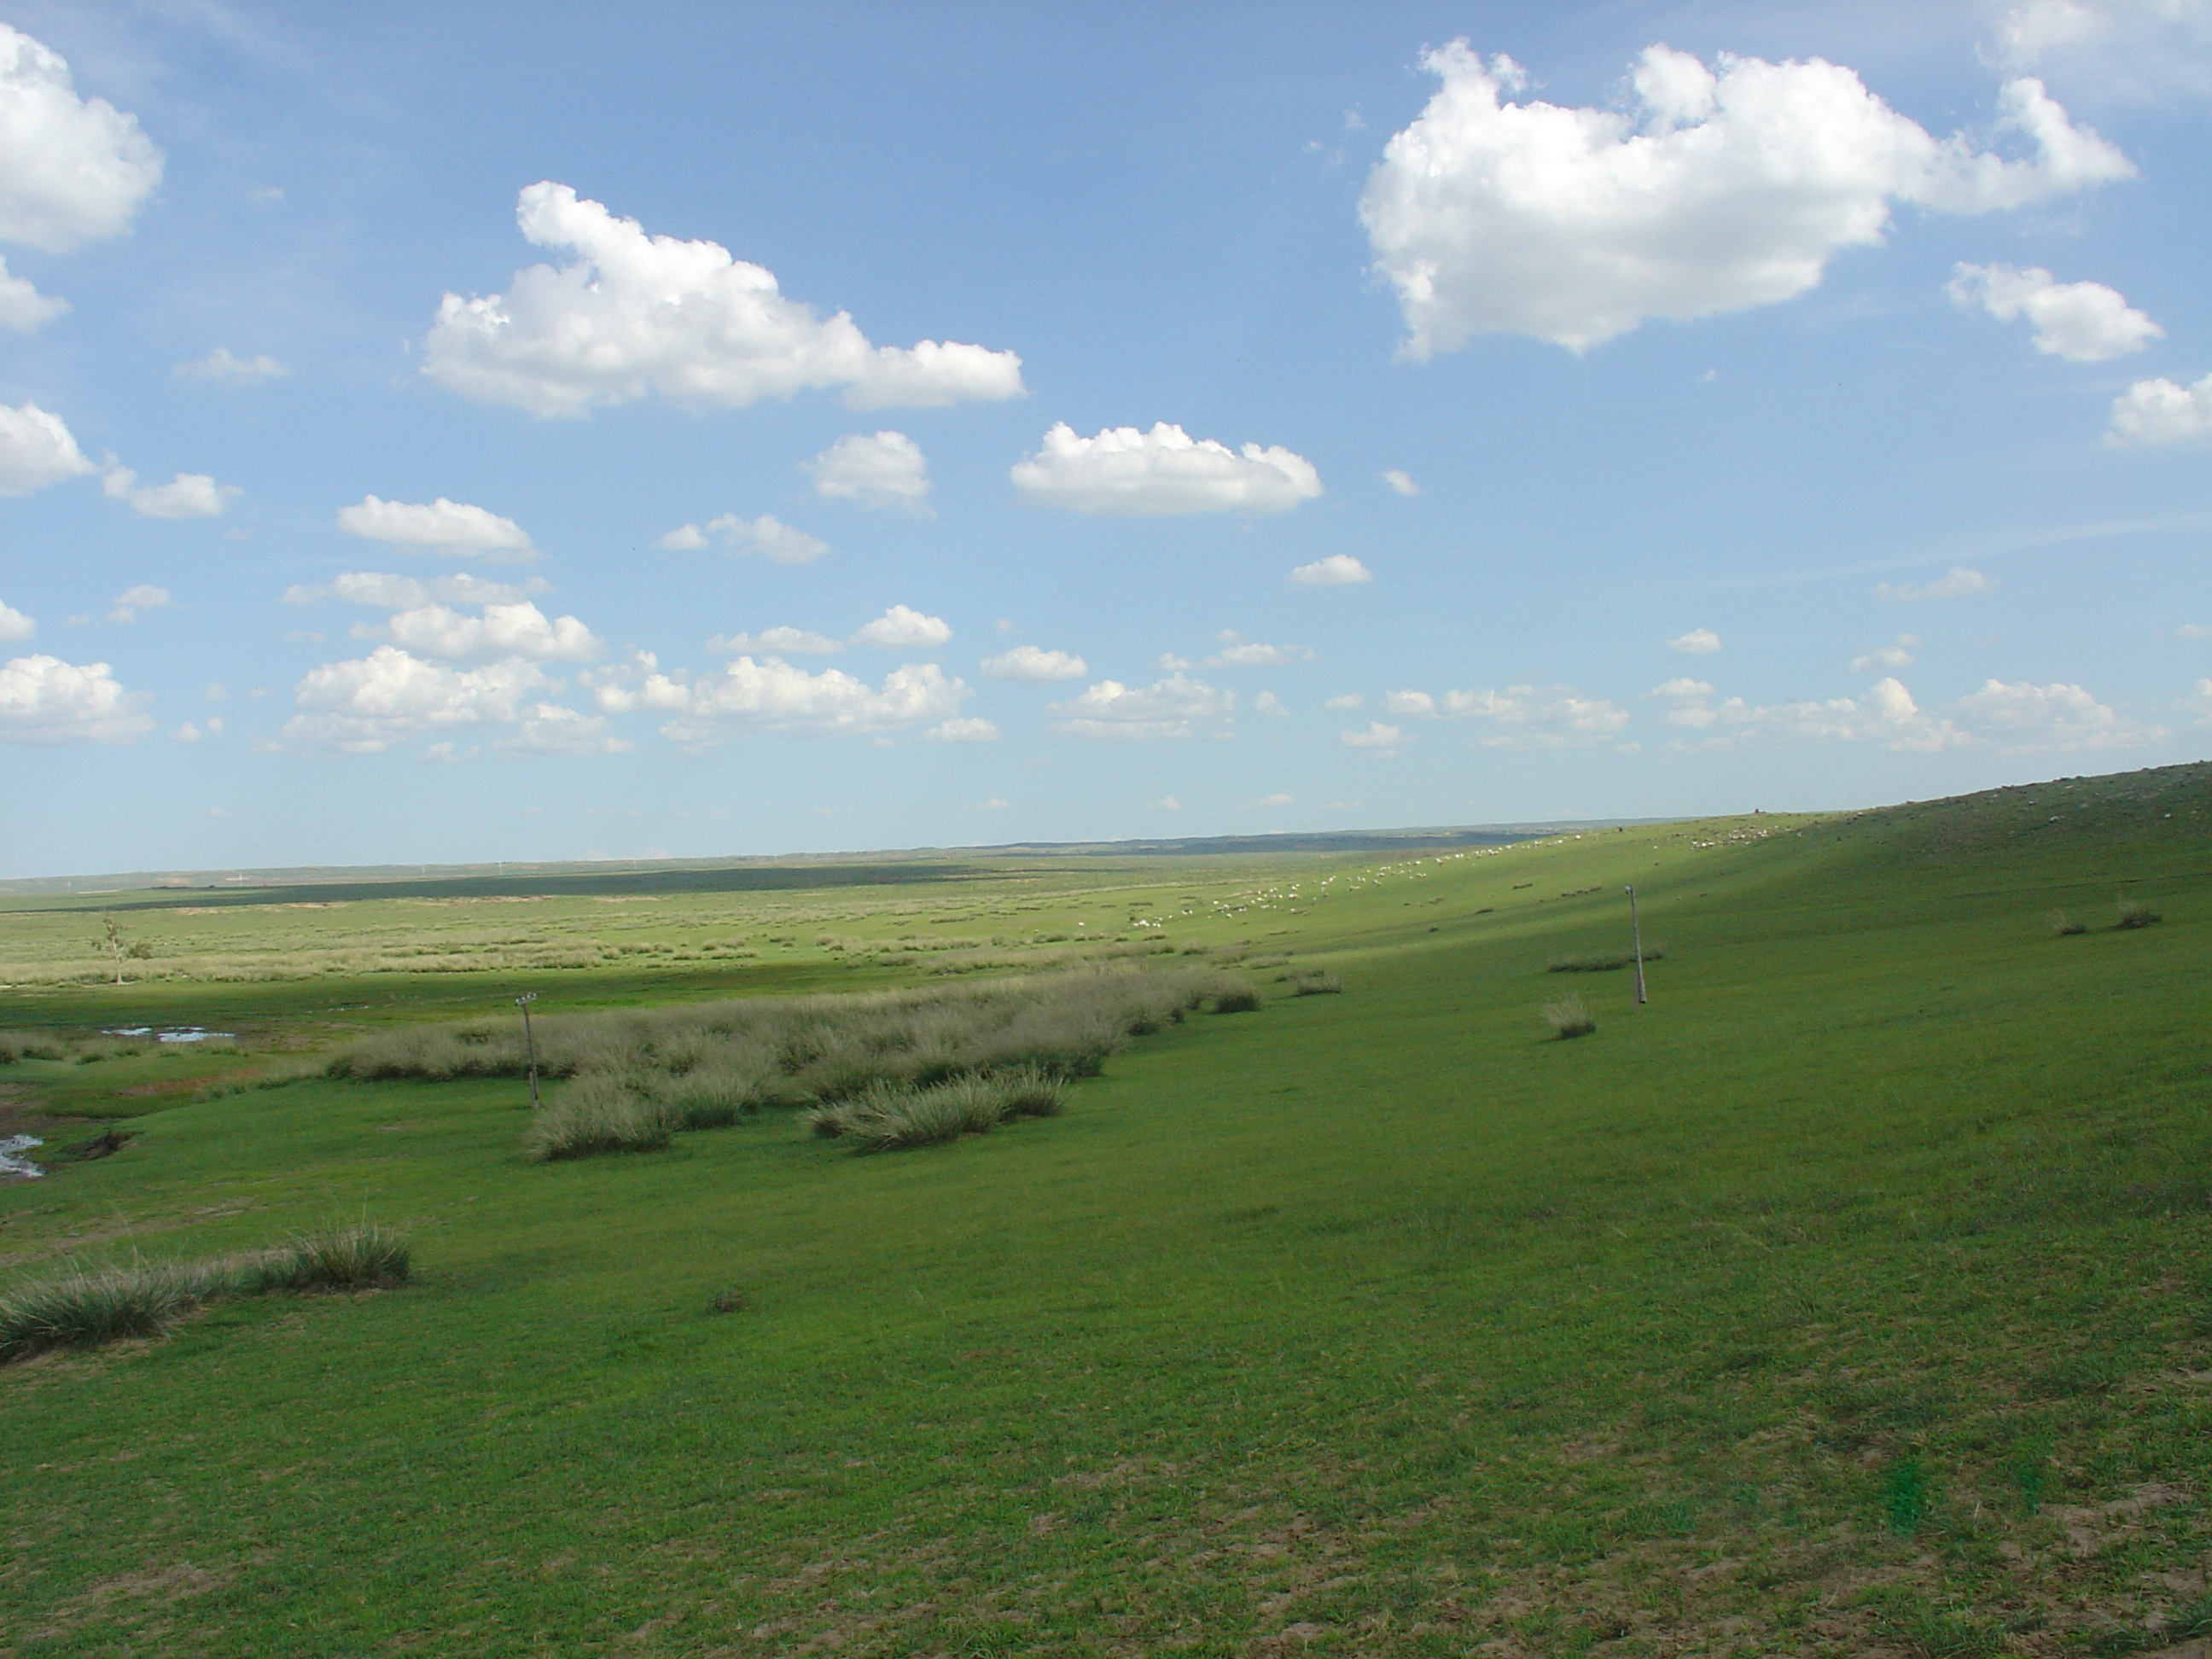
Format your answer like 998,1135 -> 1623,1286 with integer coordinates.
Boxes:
101,1027 -> 235,1044
0,1134 -> 44,1179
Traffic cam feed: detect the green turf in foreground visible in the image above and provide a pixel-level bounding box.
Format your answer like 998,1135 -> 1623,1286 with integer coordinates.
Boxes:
3,765 -> 2212,1656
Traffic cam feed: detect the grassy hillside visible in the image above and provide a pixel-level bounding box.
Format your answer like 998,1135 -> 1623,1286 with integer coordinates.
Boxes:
4,764 -> 2211,1657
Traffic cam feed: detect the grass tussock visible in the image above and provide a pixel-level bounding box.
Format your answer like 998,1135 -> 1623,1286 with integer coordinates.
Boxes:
2048,910 -> 2087,937
1546,946 -> 1666,973
2116,899 -> 2163,929
806,1068 -> 1065,1153
0,1030 -> 67,1063
1543,994 -> 1598,1040
1286,969 -> 1343,995
0,1221 -> 408,1364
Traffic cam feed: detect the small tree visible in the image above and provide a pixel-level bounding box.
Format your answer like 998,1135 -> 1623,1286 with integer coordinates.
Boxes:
100,913 -> 126,985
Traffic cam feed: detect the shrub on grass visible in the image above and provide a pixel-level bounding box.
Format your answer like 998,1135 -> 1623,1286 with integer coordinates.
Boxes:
2116,899 -> 2162,929
1288,970 -> 1343,995
0,1220 -> 410,1363
525,1076 -> 672,1161
808,1068 -> 1066,1152
1543,995 -> 1597,1039
0,1031 -> 67,1063
2047,910 -> 2087,936
1210,985 -> 1262,1013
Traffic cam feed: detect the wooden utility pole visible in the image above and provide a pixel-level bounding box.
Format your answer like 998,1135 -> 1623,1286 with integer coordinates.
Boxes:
1624,885 -> 1648,1006
516,992 -> 541,1108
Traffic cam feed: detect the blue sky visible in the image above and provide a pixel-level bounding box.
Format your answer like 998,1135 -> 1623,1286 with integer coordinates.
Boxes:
2,0 -> 2209,876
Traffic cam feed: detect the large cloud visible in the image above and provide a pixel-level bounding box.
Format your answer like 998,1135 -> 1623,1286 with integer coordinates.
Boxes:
1361,43 -> 2134,356
280,645 -> 556,753
335,495 -> 535,559
381,601 -> 602,664
2107,371 -> 2212,445
1953,677 -> 2156,749
1649,672 -> 2153,751
0,653 -> 152,743
1047,672 -> 1234,740
598,656 -> 967,743
0,26 -> 161,254
0,401 -> 93,495
1947,263 -> 2162,359
420,183 -> 1024,417
1010,422 -> 1323,515
0,256 -> 63,331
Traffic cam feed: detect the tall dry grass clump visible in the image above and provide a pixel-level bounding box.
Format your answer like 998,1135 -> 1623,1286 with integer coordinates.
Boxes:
2116,899 -> 2163,929
1543,995 -> 1597,1040
0,1220 -> 408,1363
807,1068 -> 1065,1153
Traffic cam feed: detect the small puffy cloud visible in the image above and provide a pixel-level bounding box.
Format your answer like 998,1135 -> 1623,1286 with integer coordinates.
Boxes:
421,183 -> 1022,416
0,653 -> 153,743
1382,468 -> 1422,496
1324,692 -> 1363,709
0,598 -> 32,641
1947,263 -> 2162,360
1252,792 -> 1295,807
101,467 -> 237,518
982,644 -> 1087,681
658,523 -> 707,550
623,657 -> 968,743
1383,689 -> 1436,716
335,495 -> 535,559
1436,684 -> 1629,748
924,717 -> 999,742
705,513 -> 828,563
1648,677 -> 1715,700
500,703 -> 630,755
1048,672 -> 1234,741
0,402 -> 93,495
2107,371 -> 2212,445
1361,44 -> 2133,357
1290,554 -> 1374,587
1010,422 -> 1323,515
0,25 -> 162,254
0,256 -> 63,330
1850,633 -> 1921,672
852,603 -> 952,650
1651,673 -> 1966,751
1254,691 -> 1289,717
105,584 -> 172,623
970,796 -> 1011,809
1341,720 -> 1406,749
1877,566 -> 1995,601
173,347 -> 289,385
280,646 -> 554,753
1668,627 -> 1721,655
707,625 -> 841,656
284,570 -> 541,610
1153,795 -> 1182,811
1206,631 -> 1313,668
806,430 -> 931,513
381,601 -> 602,664
2178,623 -> 2212,639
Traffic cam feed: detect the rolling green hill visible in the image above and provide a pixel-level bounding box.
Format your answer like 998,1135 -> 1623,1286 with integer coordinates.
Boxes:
4,764 -> 2211,1657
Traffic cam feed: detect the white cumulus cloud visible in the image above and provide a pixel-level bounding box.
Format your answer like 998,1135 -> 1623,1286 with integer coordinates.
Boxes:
806,430 -> 932,513
173,347 -> 290,385
1289,554 -> 1373,587
1430,684 -> 1630,748
0,653 -> 152,743
982,644 -> 1087,681
1991,0 -> 2212,99
1048,672 -> 1234,740
661,513 -> 829,562
1652,674 -> 1965,751
1668,627 -> 1721,655
283,570 -> 542,610
1382,469 -> 1422,496
1254,691 -> 1289,717
611,657 -> 968,744
105,584 -> 172,623
1010,422 -> 1323,515
280,645 -> 554,753
2107,371 -> 2212,445
102,467 -> 237,518
1850,633 -> 1922,672
1947,262 -> 2162,359
0,255 -> 63,330
500,703 -> 630,755
924,716 -> 999,742
1341,721 -> 1406,749
1877,566 -> 1996,600
1205,631 -> 1313,668
380,601 -> 602,664
1361,43 -> 2134,356
1953,677 -> 2156,749
0,25 -> 161,254
0,402 -> 93,495
707,626 -> 841,656
335,495 -> 535,559
0,598 -> 32,640
852,603 -> 952,649
420,183 -> 1022,416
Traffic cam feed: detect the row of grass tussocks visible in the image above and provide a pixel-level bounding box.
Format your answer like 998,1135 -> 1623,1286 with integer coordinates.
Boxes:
312,965 -> 1265,1160
0,1221 -> 409,1364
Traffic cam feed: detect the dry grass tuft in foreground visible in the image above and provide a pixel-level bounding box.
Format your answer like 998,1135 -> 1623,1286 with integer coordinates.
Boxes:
1543,994 -> 1598,1040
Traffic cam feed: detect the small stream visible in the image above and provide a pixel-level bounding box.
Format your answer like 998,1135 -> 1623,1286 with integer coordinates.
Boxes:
0,1135 -> 43,1179
102,1026 -> 235,1044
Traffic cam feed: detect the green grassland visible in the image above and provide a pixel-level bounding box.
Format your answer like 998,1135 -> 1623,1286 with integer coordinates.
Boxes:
3,765 -> 2211,1656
